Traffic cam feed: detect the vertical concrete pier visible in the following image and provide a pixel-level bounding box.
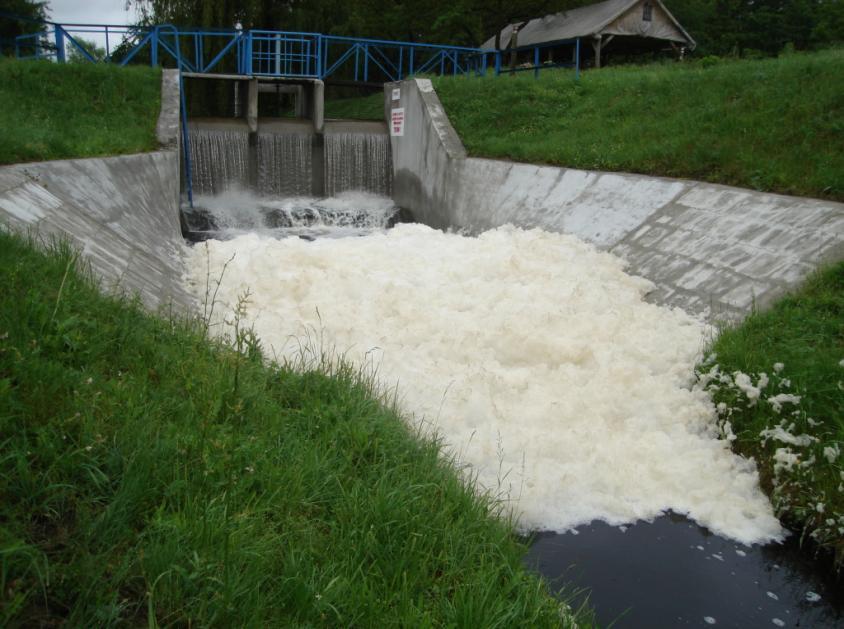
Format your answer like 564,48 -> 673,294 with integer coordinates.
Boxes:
184,73 -> 325,135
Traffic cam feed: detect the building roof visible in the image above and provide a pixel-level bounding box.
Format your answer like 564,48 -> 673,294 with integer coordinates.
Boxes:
481,0 -> 696,50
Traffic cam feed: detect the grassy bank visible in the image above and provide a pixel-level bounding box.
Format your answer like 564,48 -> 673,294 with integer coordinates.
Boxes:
697,262 -> 844,564
0,231 -> 583,626
0,59 -> 161,164
429,50 -> 843,201
325,92 -> 384,120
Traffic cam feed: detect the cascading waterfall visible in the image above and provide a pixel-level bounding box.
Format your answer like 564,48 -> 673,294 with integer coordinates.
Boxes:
256,132 -> 314,196
187,123 -> 392,198
323,132 -> 392,196
188,128 -> 249,195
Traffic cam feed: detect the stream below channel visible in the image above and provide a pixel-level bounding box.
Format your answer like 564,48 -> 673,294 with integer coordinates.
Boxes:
181,192 -> 843,628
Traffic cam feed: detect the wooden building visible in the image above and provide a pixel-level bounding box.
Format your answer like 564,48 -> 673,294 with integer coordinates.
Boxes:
483,0 -> 696,68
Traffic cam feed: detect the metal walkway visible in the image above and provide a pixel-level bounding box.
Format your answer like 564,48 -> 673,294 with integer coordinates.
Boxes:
11,21 -> 579,82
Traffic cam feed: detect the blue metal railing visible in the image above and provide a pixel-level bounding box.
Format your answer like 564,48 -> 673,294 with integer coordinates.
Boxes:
10,20 -> 578,81
485,39 -> 581,80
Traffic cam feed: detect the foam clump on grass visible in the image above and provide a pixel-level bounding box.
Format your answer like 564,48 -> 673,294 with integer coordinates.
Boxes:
699,361 -> 844,553
185,223 -> 783,544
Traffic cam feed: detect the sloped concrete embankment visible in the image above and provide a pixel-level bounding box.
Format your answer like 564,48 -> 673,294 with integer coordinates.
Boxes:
385,79 -> 844,320
0,69 -> 193,310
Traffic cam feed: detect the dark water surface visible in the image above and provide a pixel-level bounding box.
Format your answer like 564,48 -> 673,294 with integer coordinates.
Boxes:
525,514 -> 842,628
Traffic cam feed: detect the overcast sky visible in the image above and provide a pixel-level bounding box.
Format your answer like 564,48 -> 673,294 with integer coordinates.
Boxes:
45,0 -> 140,54
48,0 -> 139,26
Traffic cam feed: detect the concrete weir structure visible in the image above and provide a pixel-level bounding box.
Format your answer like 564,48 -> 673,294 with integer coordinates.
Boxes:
0,69 -> 192,310
385,78 -> 844,320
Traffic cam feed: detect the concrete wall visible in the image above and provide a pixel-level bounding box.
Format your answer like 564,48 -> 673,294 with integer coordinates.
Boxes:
386,78 -> 844,320
0,70 -> 193,311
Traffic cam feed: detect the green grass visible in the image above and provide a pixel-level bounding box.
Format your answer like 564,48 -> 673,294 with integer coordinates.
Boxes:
324,92 -> 385,120
0,230 -> 586,626
697,262 -> 844,563
0,59 -> 161,165
431,50 -> 844,201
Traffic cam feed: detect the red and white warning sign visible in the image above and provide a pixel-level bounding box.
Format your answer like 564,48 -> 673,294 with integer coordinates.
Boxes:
390,107 -> 405,137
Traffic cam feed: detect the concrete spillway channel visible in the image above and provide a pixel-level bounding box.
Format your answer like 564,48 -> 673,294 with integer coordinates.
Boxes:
1,70 -> 843,626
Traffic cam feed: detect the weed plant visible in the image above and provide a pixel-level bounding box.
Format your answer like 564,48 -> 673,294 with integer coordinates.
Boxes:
697,262 -> 844,565
0,230 -> 586,626
0,59 -> 160,165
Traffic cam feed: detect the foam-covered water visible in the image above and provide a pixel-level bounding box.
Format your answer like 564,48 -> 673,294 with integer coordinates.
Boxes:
182,190 -> 400,240
184,213 -> 784,545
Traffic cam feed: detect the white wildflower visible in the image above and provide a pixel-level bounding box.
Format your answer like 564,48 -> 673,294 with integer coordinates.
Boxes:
773,362 -> 785,374
757,373 -> 769,389
823,444 -> 840,463
816,503 -> 825,513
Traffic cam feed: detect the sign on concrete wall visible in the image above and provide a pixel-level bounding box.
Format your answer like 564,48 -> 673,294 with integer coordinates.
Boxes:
391,87 -> 401,101
391,108 -> 405,136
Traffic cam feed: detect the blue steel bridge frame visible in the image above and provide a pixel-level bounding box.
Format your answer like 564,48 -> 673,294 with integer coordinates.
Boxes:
9,18 -> 580,208
12,21 -> 580,82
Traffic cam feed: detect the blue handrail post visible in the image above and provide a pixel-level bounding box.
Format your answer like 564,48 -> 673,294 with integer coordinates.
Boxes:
398,46 -> 403,80
316,34 -> 322,78
195,33 -> 202,72
534,46 -> 540,78
245,31 -> 253,75
363,44 -> 369,82
54,25 -> 65,63
354,44 -> 359,82
575,38 -> 580,81
151,28 -> 159,66
409,47 -> 414,76
494,51 -> 501,76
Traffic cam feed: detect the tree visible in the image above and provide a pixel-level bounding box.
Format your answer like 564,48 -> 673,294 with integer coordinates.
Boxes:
0,0 -> 49,56
66,37 -> 107,63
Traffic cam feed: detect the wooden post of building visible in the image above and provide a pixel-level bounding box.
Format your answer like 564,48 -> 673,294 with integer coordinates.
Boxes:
591,35 -> 601,69
509,25 -> 520,75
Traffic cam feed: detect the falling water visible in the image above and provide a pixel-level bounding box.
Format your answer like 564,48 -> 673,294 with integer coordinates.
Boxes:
187,121 -> 392,198
324,132 -> 392,196
256,132 -> 314,196
188,128 -> 249,195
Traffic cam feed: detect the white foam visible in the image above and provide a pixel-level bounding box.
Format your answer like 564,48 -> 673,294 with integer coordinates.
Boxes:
184,222 -> 784,544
